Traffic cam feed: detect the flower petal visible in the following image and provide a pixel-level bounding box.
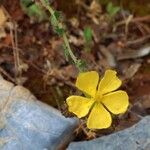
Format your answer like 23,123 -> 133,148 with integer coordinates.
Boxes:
101,90 -> 129,114
87,103 -> 112,129
66,96 -> 94,118
76,71 -> 99,97
98,70 -> 122,95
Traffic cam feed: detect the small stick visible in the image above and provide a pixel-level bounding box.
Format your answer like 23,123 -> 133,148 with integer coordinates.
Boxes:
115,15 -> 150,27
0,67 -> 15,83
126,35 -> 150,46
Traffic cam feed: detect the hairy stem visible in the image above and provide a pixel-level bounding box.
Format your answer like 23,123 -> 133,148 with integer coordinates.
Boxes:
40,0 -> 78,65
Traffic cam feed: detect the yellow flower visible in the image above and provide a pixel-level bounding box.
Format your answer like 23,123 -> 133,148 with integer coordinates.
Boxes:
66,70 -> 129,129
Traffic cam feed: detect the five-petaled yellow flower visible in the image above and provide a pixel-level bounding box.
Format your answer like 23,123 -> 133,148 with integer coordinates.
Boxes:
66,70 -> 129,129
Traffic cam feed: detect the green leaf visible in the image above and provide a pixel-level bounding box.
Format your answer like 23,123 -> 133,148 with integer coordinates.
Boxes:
20,0 -> 47,21
83,27 -> 93,52
29,4 -> 42,16
54,11 -> 61,20
44,0 -> 50,5
83,27 -> 93,43
106,2 -> 120,17
55,26 -> 65,36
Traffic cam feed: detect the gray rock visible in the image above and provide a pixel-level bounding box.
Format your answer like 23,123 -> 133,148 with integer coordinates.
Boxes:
67,116 -> 150,150
0,76 -> 79,150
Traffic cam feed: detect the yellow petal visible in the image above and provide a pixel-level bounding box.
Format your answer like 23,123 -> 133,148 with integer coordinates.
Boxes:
101,90 -> 129,114
76,71 -> 99,97
98,70 -> 122,95
87,103 -> 112,129
66,96 -> 94,118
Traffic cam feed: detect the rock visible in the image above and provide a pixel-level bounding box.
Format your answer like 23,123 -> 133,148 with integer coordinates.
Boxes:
67,116 -> 150,150
0,76 -> 79,150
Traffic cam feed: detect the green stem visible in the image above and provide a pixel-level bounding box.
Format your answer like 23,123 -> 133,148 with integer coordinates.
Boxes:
40,0 -> 78,65
62,34 -> 77,63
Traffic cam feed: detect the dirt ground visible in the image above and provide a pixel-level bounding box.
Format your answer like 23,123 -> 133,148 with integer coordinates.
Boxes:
0,0 -> 150,140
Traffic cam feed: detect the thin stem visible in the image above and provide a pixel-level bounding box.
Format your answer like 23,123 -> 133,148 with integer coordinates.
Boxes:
40,0 -> 78,64
63,34 -> 77,63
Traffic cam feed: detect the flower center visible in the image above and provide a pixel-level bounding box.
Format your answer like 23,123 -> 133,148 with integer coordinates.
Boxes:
94,92 -> 103,102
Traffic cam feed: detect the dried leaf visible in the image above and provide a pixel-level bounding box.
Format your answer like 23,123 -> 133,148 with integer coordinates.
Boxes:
117,45 -> 150,60
0,7 -> 7,27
